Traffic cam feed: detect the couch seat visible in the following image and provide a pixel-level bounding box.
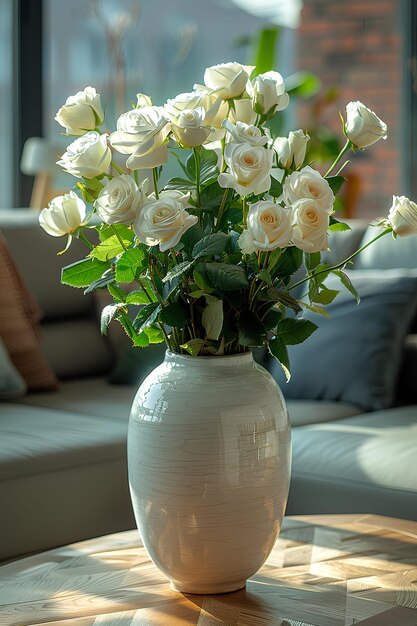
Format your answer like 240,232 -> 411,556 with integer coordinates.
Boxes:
289,406 -> 417,520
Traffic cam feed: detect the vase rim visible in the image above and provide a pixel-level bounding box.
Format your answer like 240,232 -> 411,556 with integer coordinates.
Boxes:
164,350 -> 254,367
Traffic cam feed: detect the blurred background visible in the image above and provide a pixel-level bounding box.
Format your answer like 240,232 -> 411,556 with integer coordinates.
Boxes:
1,0 -> 416,219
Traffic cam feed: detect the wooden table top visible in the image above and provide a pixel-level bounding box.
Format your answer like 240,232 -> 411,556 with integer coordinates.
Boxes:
1,514 -> 417,626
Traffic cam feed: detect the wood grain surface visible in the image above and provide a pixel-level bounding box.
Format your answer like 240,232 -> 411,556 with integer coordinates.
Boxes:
1,514 -> 416,626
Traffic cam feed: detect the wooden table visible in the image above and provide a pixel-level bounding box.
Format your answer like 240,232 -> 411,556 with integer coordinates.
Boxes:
1,514 -> 417,626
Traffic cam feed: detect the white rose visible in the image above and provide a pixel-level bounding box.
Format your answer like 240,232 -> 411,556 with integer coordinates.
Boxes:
249,71 -> 289,116
388,195 -> 417,236
291,199 -> 329,253
55,86 -> 104,136
94,175 -> 148,225
110,106 -> 170,170
136,93 -> 152,108
239,200 -> 293,254
345,101 -> 387,149
222,119 -> 268,147
57,131 -> 111,179
201,62 -> 254,99
39,191 -> 86,237
171,108 -> 211,147
164,90 -> 222,127
218,142 -> 273,197
274,129 -> 309,169
283,166 -> 334,213
230,97 -> 257,126
133,190 -> 198,252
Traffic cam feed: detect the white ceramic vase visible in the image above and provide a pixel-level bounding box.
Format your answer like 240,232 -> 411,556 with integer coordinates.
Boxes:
127,350 -> 291,594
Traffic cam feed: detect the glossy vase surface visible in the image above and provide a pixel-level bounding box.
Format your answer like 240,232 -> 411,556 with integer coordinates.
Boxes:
127,350 -> 291,594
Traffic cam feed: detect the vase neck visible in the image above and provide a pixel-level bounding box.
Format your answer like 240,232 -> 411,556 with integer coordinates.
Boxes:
164,350 -> 254,368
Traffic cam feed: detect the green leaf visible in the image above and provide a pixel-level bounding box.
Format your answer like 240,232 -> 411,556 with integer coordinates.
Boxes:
269,177 -> 283,198
205,263 -> 249,291
99,224 -> 134,243
285,71 -> 321,98
275,318 -> 318,345
311,287 -> 339,305
268,337 -> 291,382
258,268 -> 272,286
180,338 -> 205,356
144,326 -> 165,344
325,175 -> 346,195
202,298 -> 223,340
305,252 -> 321,272
61,258 -> 111,288
274,247 -> 303,277
238,310 -> 266,347
333,269 -> 360,304
84,273 -> 115,294
192,232 -> 229,259
163,260 -> 195,283
329,216 -> 351,232
159,302 -> 189,327
132,302 -> 161,334
303,302 -> 330,318
264,288 -> 302,315
163,177 -> 195,191
126,290 -> 152,305
91,235 -> 129,261
132,332 -> 150,348
100,304 -> 121,335
262,308 -> 282,330
108,284 -> 126,302
115,248 -> 147,283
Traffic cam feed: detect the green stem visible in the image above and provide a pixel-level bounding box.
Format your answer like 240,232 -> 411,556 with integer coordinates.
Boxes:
137,278 -> 153,303
159,322 -> 172,352
193,147 -> 201,209
324,139 -> 351,178
133,170 -> 139,185
242,197 -> 248,223
111,225 -> 127,251
216,188 -> 230,230
111,161 -> 124,175
153,168 -> 159,199
79,231 -> 94,250
288,227 -> 392,292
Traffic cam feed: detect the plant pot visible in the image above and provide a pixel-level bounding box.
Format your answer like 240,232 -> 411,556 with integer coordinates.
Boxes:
127,350 -> 291,594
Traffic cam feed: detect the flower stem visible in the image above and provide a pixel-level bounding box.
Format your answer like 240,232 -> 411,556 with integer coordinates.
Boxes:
215,188 -> 230,230
79,231 -> 94,250
111,225 -> 127,251
111,161 -> 124,175
153,168 -> 159,199
193,147 -> 201,208
324,139 -> 351,178
288,227 -> 392,292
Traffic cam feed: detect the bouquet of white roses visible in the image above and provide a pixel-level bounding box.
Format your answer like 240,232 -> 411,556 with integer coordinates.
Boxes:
40,62 -> 417,378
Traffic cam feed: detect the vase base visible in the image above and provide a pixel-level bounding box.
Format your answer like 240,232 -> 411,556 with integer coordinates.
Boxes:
170,579 -> 247,595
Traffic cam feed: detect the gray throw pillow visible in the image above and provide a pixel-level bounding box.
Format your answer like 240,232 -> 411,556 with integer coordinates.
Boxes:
270,269 -> 417,411
0,337 -> 27,399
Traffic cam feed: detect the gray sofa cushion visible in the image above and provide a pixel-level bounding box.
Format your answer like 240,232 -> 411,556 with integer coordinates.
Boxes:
271,269 -> 417,411
16,377 -> 137,420
42,319 -> 113,379
0,402 -> 134,560
356,226 -> 417,270
288,406 -> 417,521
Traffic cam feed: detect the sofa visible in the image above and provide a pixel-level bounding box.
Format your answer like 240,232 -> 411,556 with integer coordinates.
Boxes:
1,209 -> 416,563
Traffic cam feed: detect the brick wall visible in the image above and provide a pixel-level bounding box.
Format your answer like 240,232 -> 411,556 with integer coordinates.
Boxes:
297,0 -> 403,218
